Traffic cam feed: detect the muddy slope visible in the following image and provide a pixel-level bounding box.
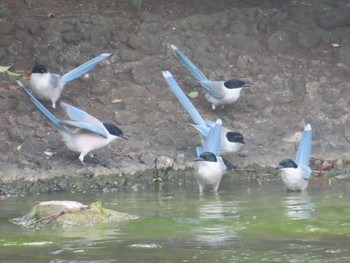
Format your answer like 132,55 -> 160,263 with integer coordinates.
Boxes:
0,0 -> 349,185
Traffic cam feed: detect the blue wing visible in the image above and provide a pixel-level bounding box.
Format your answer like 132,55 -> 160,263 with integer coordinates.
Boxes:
59,120 -> 107,138
301,166 -> 312,180
295,124 -> 312,168
60,102 -> 108,138
203,120 -> 222,156
217,157 -> 227,173
162,70 -> 207,127
171,45 -> 209,83
60,53 -> 111,84
60,102 -> 102,125
17,81 -> 68,133
198,80 -> 224,99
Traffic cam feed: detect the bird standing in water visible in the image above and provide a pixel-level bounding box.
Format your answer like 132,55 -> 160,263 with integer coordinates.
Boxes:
195,119 -> 226,192
276,124 -> 312,191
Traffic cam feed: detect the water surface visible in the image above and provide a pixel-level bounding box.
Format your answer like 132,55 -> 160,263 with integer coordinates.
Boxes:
1,176 -> 350,262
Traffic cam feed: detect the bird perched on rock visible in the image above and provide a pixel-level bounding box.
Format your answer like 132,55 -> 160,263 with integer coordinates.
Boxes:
276,124 -> 312,191
170,45 -> 249,110
18,81 -> 127,168
29,53 -> 111,109
162,70 -> 245,155
195,119 -> 226,192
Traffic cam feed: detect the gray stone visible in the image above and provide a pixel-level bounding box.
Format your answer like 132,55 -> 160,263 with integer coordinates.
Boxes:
62,32 -> 82,45
127,33 -> 161,55
316,7 -> 350,30
79,41 -> 95,54
230,22 -> 249,35
297,28 -> 322,49
90,80 -> 112,96
267,30 -> 292,53
119,46 -> 144,62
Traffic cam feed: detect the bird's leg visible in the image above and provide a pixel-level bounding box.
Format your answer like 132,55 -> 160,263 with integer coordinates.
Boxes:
198,184 -> 204,193
78,153 -> 94,177
79,153 -> 87,168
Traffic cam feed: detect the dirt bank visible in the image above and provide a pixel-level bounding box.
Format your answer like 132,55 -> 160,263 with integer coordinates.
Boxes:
0,0 -> 349,194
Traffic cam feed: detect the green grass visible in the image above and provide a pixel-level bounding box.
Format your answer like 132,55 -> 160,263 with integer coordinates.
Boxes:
0,4 -> 6,18
133,0 -> 142,9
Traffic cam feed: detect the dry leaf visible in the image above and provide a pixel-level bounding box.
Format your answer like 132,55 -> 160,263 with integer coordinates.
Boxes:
112,98 -> 123,104
22,71 -> 32,80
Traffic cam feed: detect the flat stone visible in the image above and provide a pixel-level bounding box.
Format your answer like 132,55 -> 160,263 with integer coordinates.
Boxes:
11,201 -> 137,228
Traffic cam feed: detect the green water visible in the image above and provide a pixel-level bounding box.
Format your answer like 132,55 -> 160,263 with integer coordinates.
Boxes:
1,177 -> 350,262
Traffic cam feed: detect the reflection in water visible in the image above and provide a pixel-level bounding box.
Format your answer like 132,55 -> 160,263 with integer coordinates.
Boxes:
2,181 -> 350,262
282,192 -> 315,220
192,194 -> 240,246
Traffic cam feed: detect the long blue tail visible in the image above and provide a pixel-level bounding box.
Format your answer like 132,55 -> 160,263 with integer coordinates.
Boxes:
60,53 -> 111,84
171,45 -> 209,83
17,81 -> 68,133
162,70 -> 207,127
203,119 -> 222,156
295,124 -> 312,167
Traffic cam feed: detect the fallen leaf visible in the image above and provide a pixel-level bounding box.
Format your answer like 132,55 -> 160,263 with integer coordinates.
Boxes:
112,98 -> 123,104
47,12 -> 55,18
0,65 -> 11,73
6,70 -> 22,77
187,91 -> 199,99
22,71 -> 32,80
